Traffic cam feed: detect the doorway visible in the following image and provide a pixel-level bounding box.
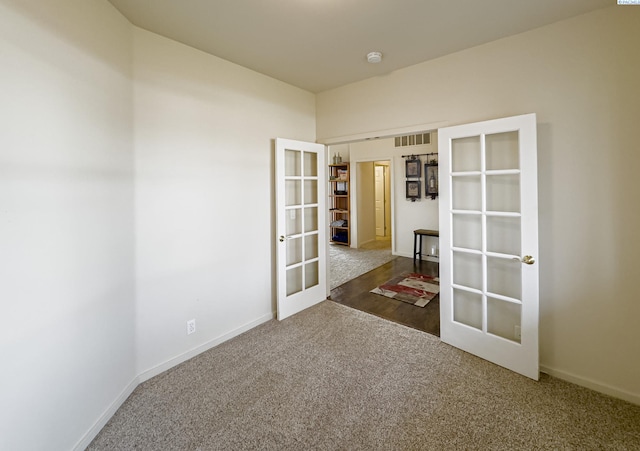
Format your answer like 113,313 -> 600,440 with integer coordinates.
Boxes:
374,162 -> 391,240
326,134 -> 440,335
355,160 -> 392,248
327,135 -> 438,293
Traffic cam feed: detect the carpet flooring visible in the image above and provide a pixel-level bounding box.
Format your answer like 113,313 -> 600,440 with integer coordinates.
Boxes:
330,239 -> 396,289
88,301 -> 640,450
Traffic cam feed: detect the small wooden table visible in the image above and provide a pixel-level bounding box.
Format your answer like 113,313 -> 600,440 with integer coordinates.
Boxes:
413,229 -> 439,263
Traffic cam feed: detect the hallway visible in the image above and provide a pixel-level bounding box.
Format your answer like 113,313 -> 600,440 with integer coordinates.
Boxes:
329,256 -> 440,336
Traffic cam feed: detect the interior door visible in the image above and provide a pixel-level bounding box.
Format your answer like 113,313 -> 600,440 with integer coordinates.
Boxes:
374,165 -> 385,236
438,113 -> 539,380
275,138 -> 327,320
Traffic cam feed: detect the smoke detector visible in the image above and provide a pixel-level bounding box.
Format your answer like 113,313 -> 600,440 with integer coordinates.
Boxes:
367,51 -> 382,63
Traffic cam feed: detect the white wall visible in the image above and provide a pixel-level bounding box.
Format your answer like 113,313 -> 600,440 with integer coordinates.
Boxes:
317,6 -> 640,403
348,138 -> 439,259
133,28 -> 316,377
1,2 -> 317,449
0,1 -> 136,450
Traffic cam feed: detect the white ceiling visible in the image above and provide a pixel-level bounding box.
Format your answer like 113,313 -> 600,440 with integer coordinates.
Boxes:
108,0 -> 612,93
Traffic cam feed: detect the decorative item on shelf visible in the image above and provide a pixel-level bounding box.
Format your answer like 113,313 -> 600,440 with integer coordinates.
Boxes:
406,180 -> 421,201
332,230 -> 349,243
425,156 -> 439,200
334,181 -> 347,195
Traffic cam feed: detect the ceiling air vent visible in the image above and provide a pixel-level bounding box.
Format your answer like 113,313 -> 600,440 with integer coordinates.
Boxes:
394,132 -> 431,147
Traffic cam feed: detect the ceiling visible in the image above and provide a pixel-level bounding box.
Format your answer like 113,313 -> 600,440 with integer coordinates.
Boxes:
108,0 -> 612,93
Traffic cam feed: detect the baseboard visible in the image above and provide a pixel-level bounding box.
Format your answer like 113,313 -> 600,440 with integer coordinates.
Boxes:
540,365 -> 640,406
75,312 -> 275,449
396,251 -> 439,263
73,376 -> 139,451
138,312 -> 275,383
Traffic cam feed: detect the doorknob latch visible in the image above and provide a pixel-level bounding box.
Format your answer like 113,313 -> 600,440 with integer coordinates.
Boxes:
279,235 -> 285,242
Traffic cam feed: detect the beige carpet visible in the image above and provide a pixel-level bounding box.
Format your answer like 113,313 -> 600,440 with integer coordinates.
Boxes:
88,302 -> 640,450
330,238 -> 396,289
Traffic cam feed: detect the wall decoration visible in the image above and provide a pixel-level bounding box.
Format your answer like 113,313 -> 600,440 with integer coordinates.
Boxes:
406,180 -> 421,200
403,151 -> 438,202
405,158 -> 421,178
425,158 -> 439,200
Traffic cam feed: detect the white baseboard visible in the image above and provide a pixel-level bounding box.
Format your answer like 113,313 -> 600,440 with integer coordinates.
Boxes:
540,365 -> 640,406
74,312 -> 276,449
138,312 -> 275,383
396,251 -> 439,263
73,376 -> 139,451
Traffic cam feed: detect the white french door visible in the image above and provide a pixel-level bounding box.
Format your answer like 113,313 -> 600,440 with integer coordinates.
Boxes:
438,114 -> 540,380
275,138 -> 327,320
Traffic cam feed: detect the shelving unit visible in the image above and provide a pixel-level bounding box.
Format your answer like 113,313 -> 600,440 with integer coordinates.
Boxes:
328,163 -> 350,246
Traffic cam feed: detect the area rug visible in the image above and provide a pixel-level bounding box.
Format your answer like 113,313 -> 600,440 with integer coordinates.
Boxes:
370,273 -> 439,307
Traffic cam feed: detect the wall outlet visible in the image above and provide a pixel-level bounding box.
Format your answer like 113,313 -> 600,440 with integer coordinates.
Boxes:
187,319 -> 196,335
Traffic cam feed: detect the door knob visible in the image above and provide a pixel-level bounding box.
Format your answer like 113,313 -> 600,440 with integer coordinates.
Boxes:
512,255 -> 535,265
279,235 -> 285,242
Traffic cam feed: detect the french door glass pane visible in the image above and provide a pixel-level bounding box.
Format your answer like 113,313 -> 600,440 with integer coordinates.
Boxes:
452,136 -> 481,172
487,297 -> 521,344
486,216 -> 521,255
487,257 -> 521,300
452,214 -> 482,250
286,237 -> 302,266
304,207 -> 318,232
304,234 -> 318,260
485,131 -> 519,170
452,251 -> 483,290
285,149 -> 301,177
486,174 -> 520,212
285,180 -> 301,206
304,179 -> 318,205
286,208 -> 301,236
304,151 -> 317,177
453,288 -> 482,330
452,176 -> 482,210
305,261 -> 319,289
286,266 -> 302,296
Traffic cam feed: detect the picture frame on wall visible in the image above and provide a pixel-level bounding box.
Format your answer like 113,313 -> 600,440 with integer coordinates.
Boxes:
405,158 -> 421,178
406,180 -> 421,200
425,163 -> 438,199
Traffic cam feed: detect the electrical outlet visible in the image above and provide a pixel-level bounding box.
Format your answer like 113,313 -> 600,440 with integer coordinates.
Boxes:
187,319 -> 196,335
514,325 -> 521,340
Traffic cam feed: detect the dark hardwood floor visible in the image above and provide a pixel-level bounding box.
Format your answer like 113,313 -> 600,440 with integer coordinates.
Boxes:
329,256 -> 440,337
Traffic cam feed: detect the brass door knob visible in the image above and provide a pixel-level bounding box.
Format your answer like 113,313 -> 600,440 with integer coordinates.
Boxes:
512,255 -> 535,265
522,255 -> 535,265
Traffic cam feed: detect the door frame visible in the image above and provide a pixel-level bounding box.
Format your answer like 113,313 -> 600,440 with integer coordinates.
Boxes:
350,156 -> 395,252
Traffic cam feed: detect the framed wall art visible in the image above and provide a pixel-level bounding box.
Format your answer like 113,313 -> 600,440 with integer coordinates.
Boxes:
425,161 -> 438,199
405,158 -> 421,178
406,180 -> 421,201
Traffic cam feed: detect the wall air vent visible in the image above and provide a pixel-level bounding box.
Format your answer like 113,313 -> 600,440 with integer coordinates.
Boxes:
394,132 -> 431,147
